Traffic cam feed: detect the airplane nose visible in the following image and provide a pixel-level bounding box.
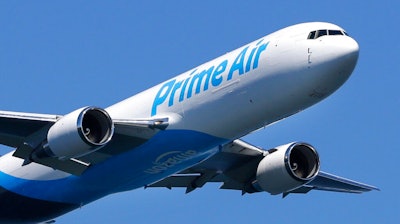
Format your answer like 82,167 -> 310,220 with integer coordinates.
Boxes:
336,37 -> 359,80
316,36 -> 360,82
340,37 -> 359,65
330,37 -> 359,71
305,36 -> 360,99
348,38 -> 359,56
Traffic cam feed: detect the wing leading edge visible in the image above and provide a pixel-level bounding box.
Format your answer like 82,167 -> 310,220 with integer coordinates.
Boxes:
148,139 -> 378,196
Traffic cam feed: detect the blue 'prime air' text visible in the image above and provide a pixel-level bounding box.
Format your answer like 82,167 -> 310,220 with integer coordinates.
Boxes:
151,39 -> 269,116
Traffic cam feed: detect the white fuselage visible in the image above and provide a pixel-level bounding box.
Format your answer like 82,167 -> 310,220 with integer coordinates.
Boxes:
107,22 -> 358,140
0,22 -> 359,223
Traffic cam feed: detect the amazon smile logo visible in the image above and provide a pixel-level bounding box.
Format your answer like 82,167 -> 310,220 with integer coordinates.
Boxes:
144,150 -> 197,174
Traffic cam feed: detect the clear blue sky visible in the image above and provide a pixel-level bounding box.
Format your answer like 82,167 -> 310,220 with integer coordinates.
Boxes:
0,1 -> 398,223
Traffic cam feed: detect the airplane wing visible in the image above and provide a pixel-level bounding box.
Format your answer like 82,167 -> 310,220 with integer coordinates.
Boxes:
148,139 -> 378,196
0,110 -> 168,175
0,110 -> 378,194
0,110 -> 59,148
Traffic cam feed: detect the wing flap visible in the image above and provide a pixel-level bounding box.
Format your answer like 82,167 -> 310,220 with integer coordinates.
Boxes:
13,142 -> 89,175
148,139 -> 264,193
148,174 -> 201,189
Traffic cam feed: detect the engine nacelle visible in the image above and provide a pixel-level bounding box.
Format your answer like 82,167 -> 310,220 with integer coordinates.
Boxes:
254,142 -> 320,195
45,107 -> 114,159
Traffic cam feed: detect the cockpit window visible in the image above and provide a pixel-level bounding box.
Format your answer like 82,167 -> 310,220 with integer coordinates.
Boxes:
308,31 -> 316,39
307,29 -> 348,39
316,30 -> 327,38
328,30 -> 343,35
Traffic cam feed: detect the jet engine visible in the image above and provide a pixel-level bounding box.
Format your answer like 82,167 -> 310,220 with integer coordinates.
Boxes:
254,142 -> 320,195
44,107 -> 114,159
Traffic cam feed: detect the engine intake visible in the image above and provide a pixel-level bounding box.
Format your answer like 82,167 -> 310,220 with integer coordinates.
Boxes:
255,142 -> 320,195
45,107 -> 114,159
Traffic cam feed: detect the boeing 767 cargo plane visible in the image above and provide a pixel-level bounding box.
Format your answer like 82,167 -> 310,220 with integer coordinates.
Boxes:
0,22 -> 377,223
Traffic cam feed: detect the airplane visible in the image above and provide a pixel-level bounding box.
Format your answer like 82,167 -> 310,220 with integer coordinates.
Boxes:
0,22 -> 378,223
